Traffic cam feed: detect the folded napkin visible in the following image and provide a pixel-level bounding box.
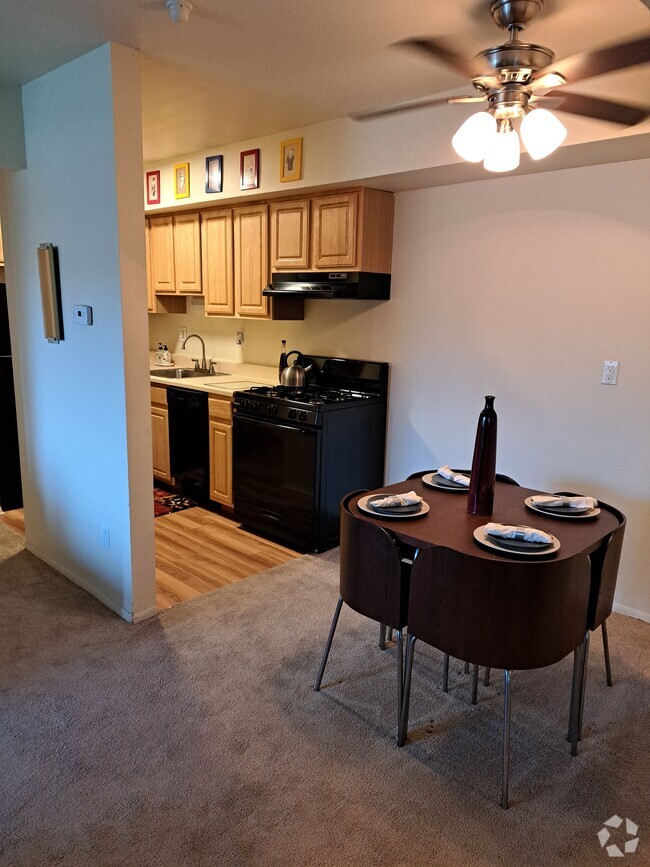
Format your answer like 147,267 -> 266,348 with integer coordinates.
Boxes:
531,495 -> 598,510
485,523 -> 553,544
372,491 -> 422,509
437,466 -> 470,487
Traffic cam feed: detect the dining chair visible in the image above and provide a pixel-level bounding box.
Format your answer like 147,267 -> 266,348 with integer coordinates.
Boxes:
398,545 -> 591,808
314,490 -> 412,736
407,469 -> 521,700
557,494 -> 626,752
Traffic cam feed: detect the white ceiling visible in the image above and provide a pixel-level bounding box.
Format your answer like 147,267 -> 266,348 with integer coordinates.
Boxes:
1,0 -> 649,163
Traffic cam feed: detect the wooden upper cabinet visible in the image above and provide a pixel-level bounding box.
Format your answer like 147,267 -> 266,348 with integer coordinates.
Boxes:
270,199 -> 310,270
201,209 -> 234,315
173,213 -> 202,294
233,204 -> 269,318
312,192 -> 358,269
148,213 -> 201,296
149,216 -> 175,294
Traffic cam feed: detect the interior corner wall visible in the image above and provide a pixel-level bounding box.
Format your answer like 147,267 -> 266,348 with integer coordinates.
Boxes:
0,43 -> 155,621
0,82 -> 26,170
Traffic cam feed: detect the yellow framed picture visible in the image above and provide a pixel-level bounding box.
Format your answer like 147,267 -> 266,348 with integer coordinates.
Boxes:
174,161 -> 190,199
280,138 -> 302,183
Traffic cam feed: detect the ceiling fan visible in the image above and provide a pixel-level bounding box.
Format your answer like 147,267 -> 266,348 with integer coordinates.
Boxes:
352,0 -> 650,171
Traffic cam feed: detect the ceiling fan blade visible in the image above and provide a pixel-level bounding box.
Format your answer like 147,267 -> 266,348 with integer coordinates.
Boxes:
396,38 -> 478,79
544,90 -> 649,125
533,35 -> 650,87
350,94 -> 463,121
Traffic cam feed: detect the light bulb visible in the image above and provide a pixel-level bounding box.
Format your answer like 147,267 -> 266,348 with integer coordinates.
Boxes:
452,112 -> 497,163
520,108 -> 567,160
483,121 -> 520,173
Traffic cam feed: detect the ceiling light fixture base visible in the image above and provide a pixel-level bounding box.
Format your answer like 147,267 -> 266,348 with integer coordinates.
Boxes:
167,0 -> 193,24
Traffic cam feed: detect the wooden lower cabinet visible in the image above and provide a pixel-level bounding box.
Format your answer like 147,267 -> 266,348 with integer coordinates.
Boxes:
209,396 -> 233,506
151,386 -> 172,483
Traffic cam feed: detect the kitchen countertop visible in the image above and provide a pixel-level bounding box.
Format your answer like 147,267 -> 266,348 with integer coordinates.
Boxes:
149,353 -> 278,397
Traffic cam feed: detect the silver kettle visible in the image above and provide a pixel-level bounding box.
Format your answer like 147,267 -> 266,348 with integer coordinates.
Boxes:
280,351 -> 313,387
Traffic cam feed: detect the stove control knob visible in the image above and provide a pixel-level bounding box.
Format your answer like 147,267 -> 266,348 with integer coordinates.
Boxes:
288,409 -> 297,420
268,404 -> 278,416
242,399 -> 250,410
298,411 -> 307,422
252,401 -> 260,411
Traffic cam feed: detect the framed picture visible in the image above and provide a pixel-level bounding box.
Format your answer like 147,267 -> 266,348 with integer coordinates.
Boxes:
280,138 -> 302,183
240,149 -> 259,190
174,161 -> 190,199
205,155 -> 223,194
146,170 -> 160,205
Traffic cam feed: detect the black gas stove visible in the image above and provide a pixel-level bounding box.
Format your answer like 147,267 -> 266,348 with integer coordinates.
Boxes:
232,356 -> 389,552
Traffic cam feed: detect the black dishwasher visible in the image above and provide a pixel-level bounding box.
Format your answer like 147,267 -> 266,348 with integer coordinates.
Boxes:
167,387 -> 209,501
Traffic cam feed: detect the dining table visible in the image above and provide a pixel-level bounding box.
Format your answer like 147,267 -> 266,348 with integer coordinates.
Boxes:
350,475 -> 619,561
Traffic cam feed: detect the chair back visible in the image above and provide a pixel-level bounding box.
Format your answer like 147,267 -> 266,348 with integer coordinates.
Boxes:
408,545 -> 591,671
554,493 -> 626,631
408,469 -> 519,486
339,490 -> 410,631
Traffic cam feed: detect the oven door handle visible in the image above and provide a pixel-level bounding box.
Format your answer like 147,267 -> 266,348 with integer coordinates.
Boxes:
235,417 -> 317,435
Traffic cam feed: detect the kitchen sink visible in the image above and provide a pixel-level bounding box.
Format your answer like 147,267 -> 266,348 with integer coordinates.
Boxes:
150,368 -> 229,379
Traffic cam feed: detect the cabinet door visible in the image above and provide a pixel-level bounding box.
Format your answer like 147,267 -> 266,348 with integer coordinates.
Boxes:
209,420 -> 233,506
151,405 -> 172,482
202,209 -> 234,315
270,199 -> 310,270
149,216 -> 176,294
173,213 -> 202,295
145,220 -> 156,313
233,204 -> 269,318
312,192 -> 358,269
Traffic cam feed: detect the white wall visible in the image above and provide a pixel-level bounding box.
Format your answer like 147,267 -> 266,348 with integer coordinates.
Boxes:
151,159 -> 650,620
0,44 -> 155,622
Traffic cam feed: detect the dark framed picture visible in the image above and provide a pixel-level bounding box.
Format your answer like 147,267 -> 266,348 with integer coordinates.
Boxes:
205,155 -> 223,193
240,148 -> 259,190
174,161 -> 190,199
146,170 -> 160,205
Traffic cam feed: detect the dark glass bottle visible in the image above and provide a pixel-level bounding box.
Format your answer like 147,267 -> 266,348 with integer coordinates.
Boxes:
467,395 -> 498,516
278,339 -> 288,380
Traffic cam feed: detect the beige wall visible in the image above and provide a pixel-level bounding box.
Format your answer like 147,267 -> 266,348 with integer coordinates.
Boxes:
151,158 -> 650,620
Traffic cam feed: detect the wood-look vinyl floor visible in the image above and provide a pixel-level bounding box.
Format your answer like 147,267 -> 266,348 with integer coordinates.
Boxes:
0,506 -> 300,612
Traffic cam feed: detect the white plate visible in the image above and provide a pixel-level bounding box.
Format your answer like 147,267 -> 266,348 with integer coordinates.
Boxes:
357,494 -> 430,520
422,472 -> 469,493
524,497 -> 600,521
473,525 -> 560,557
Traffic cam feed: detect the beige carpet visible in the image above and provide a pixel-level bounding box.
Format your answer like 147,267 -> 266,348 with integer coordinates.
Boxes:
1,522 -> 649,866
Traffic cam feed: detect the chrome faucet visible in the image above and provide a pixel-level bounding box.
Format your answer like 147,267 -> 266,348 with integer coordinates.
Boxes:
181,333 -> 208,371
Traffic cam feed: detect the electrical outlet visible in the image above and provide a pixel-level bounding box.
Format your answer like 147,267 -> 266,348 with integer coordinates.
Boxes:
179,327 -> 187,342
236,331 -> 245,347
101,524 -> 110,548
602,360 -> 619,385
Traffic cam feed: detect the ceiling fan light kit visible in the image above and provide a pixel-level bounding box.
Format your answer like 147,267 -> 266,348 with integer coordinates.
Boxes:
359,0 -> 650,174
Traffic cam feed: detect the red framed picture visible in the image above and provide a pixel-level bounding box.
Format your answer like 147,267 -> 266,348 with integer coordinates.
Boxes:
146,170 -> 160,205
240,149 -> 259,190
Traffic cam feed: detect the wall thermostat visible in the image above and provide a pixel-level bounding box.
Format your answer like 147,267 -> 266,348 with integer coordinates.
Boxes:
73,305 -> 93,326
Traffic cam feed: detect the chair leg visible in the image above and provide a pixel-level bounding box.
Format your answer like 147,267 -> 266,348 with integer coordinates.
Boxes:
379,623 -> 386,650
464,660 -> 470,675
483,667 -> 491,687
501,669 -> 511,810
471,664 -> 479,705
398,634 -> 417,747
576,630 -> 590,742
602,621 -> 613,687
314,596 -> 344,691
396,628 -> 404,735
442,653 -> 450,692
568,632 -> 589,756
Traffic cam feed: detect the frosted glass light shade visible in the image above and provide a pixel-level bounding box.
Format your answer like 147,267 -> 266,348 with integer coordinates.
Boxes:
452,112 -> 497,162
520,108 -> 567,159
483,127 -> 520,173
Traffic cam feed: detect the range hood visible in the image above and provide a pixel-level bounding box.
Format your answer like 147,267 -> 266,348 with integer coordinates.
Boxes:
263,271 -> 390,300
